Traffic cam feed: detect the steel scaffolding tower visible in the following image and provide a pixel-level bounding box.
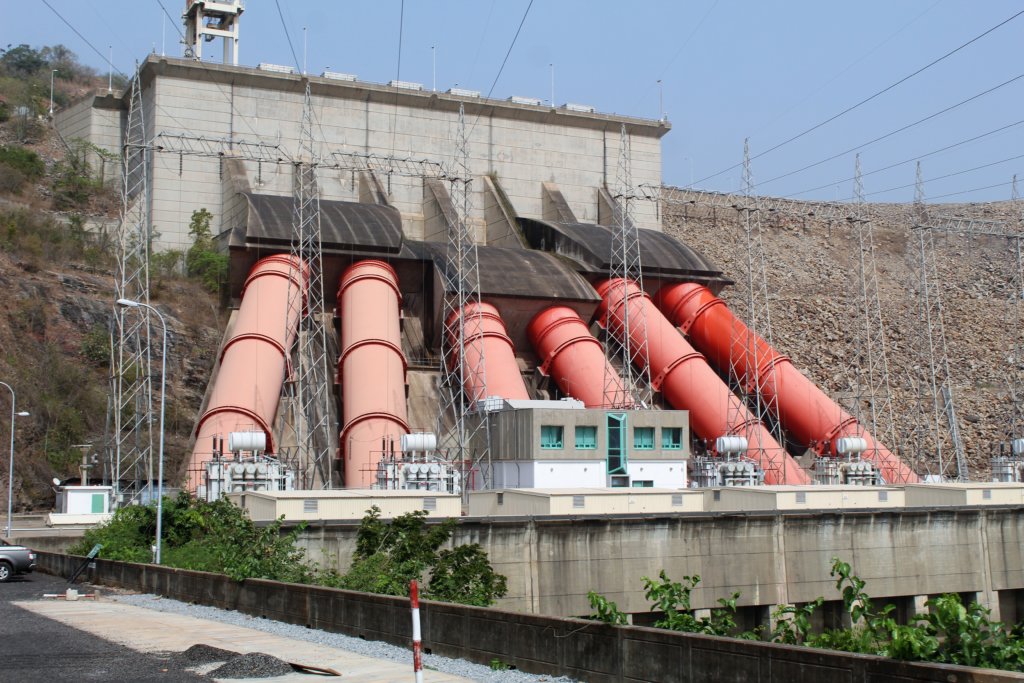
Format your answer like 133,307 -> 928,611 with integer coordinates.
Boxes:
276,82 -> 337,489
847,154 -> 899,471
436,104 -> 492,489
108,68 -> 154,505
603,123 -> 653,408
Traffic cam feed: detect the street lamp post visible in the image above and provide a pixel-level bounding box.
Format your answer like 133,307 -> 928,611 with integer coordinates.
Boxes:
49,69 -> 58,116
1,382 -> 30,538
116,298 -> 167,564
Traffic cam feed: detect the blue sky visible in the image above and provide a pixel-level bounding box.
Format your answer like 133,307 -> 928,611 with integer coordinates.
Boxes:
6,1 -> 1023,203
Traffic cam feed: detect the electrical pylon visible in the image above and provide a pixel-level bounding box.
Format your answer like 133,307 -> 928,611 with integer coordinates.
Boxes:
602,123 -> 653,408
108,65 -> 154,506
728,139 -> 786,479
848,154 -> 899,475
277,81 -> 337,488
908,213 -> 968,480
436,104 -> 492,491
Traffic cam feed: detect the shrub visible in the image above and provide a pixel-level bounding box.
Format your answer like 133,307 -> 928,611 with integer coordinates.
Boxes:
0,144 -> 44,179
185,208 -> 227,292
341,506 -> 508,606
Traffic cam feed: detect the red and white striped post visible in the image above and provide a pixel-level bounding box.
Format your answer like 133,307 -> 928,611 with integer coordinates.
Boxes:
410,579 -> 423,683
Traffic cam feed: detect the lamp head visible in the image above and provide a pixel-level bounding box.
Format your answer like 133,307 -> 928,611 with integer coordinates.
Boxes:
116,298 -> 140,308
15,411 -> 29,417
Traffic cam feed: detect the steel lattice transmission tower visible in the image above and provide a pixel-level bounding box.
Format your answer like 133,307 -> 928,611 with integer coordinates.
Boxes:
108,67 -> 154,506
1008,234 -> 1024,443
277,82 -> 337,488
847,154 -> 899,467
909,216 -> 968,481
437,104 -> 492,489
602,123 -> 653,408
729,139 -> 786,476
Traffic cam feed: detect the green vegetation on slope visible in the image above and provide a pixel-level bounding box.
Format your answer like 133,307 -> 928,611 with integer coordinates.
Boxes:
74,499 -> 509,607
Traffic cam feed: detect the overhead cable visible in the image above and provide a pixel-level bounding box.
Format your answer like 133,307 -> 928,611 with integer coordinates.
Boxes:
786,118 -> 1024,198
862,154 -> 1024,199
691,8 -> 1024,187
751,72 -> 1024,191
274,0 -> 301,73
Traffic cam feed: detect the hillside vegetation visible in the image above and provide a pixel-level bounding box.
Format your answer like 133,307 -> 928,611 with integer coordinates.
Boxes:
0,44 -> 223,511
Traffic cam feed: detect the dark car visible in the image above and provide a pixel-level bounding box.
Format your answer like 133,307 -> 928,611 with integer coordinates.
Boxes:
0,539 -> 37,581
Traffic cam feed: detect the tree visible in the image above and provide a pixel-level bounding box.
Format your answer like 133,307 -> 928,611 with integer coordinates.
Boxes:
0,44 -> 45,78
341,506 -> 508,607
185,208 -> 227,292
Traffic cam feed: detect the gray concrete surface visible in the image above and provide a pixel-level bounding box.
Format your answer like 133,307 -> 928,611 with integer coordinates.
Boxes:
0,572 -> 206,682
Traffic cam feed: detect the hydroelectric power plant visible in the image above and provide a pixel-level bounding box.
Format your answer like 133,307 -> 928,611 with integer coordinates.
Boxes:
53,1 -> 1024,626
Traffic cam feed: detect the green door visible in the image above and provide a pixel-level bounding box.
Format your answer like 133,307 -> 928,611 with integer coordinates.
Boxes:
91,493 -> 104,513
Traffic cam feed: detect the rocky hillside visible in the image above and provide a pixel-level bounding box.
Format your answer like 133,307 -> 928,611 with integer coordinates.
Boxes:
0,206 -> 224,510
664,192 -> 1024,479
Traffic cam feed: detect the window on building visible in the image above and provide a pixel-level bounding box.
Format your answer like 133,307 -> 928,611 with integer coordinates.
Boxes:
572,495 -> 585,509
671,493 -> 684,506
607,413 -> 627,474
631,480 -> 654,488
303,499 -> 318,513
634,427 -> 655,450
575,425 -> 597,449
423,497 -> 437,511
541,425 -> 564,449
662,427 -> 683,449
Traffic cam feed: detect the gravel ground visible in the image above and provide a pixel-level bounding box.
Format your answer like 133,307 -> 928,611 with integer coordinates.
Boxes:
109,591 -> 578,683
208,652 -> 295,679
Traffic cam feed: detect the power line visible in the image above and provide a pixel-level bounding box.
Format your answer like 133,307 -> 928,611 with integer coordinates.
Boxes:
692,8 -> 1024,187
652,0 -> 721,83
466,0 -> 535,141
274,0 -> 301,73
862,153 -> 1024,199
786,118 -> 1024,199
483,0 -> 534,100
752,0 -> 941,137
924,178 -> 1016,202
396,0 -> 405,81
750,72 -> 1024,191
43,0 -> 195,132
151,0 -> 263,139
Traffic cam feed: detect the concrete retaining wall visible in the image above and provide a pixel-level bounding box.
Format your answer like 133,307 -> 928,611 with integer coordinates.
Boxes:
293,507 -> 1024,621
36,551 -> 1024,683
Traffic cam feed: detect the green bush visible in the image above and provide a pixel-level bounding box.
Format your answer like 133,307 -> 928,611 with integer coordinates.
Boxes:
0,145 -> 44,179
72,497 -> 507,607
80,325 -> 110,366
589,558 -> 1024,672
71,493 -> 312,583
340,506 -> 508,606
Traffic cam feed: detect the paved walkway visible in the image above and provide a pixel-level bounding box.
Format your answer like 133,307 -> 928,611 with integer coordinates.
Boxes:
17,598 -> 472,682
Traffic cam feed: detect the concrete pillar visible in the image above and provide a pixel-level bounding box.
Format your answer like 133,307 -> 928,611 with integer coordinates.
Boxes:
912,594 -> 929,616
